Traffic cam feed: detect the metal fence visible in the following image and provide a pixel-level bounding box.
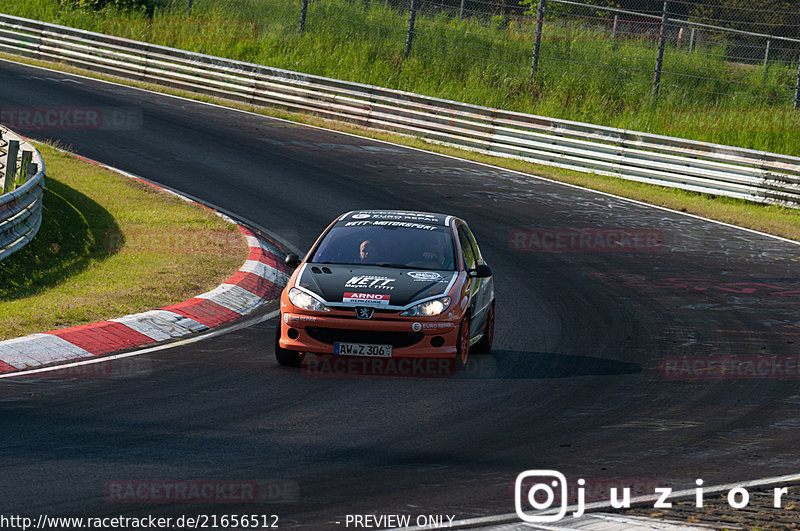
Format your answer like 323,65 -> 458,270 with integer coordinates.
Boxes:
0,125 -> 45,261
522,0 -> 800,107
0,13 -> 797,208
156,0 -> 800,109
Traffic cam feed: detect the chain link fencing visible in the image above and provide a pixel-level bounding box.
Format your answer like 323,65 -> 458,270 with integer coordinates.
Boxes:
2,0 -> 798,151
157,0 -> 800,110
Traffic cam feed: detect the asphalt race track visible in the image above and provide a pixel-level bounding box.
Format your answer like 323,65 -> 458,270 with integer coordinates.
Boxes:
1,58 -> 799,528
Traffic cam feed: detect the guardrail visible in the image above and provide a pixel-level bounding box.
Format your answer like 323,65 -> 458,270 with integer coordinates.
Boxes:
0,124 -> 45,261
1,13 -> 799,208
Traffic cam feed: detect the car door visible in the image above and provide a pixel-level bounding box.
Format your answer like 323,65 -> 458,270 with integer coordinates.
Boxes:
457,223 -> 485,340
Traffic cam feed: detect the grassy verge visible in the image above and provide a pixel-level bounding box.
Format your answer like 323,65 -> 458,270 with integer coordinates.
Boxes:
0,142 -> 247,340
1,50 -> 797,244
1,0 -> 799,155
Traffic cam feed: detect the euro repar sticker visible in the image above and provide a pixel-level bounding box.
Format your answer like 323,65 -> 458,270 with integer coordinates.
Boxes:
284,314 -> 318,324
412,322 -> 453,331
343,293 -> 391,305
348,211 -> 441,223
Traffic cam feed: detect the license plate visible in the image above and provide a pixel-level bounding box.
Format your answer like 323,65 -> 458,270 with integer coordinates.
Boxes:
333,342 -> 393,357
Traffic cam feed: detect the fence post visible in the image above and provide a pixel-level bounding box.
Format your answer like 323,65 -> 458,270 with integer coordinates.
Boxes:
459,0 -> 466,20
404,0 -> 417,58
19,151 -> 32,186
689,27 -> 695,53
4,140 -> 19,194
763,40 -> 770,73
652,0 -> 669,104
299,0 -> 309,33
611,14 -> 618,38
794,55 -> 800,110
529,0 -> 546,82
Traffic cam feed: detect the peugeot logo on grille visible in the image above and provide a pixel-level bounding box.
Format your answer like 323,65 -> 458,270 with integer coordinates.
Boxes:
355,307 -> 374,320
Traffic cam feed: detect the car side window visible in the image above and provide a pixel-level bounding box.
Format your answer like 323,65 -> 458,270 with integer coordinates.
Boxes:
457,225 -> 477,270
463,224 -> 483,264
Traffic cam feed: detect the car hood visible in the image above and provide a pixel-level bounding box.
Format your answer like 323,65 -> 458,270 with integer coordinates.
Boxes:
295,264 -> 455,308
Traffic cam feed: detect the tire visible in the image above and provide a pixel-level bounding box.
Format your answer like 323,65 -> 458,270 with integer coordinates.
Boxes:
454,316 -> 470,371
472,301 -> 495,354
275,324 -> 305,367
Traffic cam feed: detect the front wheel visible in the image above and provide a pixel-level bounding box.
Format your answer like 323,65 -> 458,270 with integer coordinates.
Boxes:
275,325 -> 305,367
454,316 -> 470,371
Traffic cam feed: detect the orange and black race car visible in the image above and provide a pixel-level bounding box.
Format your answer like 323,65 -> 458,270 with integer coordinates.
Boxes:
275,210 -> 495,369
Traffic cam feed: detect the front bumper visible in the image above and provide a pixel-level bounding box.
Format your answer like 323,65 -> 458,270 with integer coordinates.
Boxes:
279,312 -> 458,358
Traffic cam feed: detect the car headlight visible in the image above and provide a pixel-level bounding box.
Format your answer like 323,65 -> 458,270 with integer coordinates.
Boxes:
400,296 -> 451,317
288,288 -> 330,312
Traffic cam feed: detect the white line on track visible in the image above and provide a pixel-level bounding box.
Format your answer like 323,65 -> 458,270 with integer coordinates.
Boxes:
0,309 -> 279,380
2,56 -> 796,248
400,472 -> 800,530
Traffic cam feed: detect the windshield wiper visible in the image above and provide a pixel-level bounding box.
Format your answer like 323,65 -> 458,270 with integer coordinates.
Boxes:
374,263 -> 417,269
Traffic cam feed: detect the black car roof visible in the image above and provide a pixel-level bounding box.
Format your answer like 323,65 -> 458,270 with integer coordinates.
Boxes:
336,210 -> 454,228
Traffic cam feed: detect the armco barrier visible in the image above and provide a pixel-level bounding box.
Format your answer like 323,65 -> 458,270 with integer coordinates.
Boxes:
0,124 -> 45,261
1,14 -> 799,207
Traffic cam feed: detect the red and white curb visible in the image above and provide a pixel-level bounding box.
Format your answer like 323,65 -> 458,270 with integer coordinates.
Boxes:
0,174 -> 290,374
0,226 -> 289,373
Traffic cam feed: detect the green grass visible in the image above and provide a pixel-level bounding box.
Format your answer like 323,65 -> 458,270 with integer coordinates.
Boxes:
1,0 -> 798,155
0,142 -> 247,340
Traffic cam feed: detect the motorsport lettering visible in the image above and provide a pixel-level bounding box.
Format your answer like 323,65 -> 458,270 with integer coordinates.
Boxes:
345,221 -> 436,230
345,276 -> 396,290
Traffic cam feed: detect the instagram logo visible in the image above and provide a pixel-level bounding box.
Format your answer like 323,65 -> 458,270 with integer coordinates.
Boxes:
515,470 -> 572,523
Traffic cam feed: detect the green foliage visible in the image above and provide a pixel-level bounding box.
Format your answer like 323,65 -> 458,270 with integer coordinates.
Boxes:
1,0 -> 798,155
58,0 -> 167,15
688,0 -> 800,39
490,15 -> 509,29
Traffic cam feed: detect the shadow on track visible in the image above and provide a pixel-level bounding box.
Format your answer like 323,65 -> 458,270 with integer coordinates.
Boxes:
464,350 -> 642,380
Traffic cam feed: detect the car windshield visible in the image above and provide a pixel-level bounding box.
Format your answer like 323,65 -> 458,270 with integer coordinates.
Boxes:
310,224 -> 457,270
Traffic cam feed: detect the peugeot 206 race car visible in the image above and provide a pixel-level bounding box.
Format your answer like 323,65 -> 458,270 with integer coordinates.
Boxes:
275,210 -> 495,370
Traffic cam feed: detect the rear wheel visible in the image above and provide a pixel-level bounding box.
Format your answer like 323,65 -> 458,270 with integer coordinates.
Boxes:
454,316 -> 470,371
275,325 -> 305,367
473,301 -> 495,354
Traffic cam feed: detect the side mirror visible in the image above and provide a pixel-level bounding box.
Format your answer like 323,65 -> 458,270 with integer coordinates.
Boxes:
284,254 -> 302,268
468,264 -> 492,278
